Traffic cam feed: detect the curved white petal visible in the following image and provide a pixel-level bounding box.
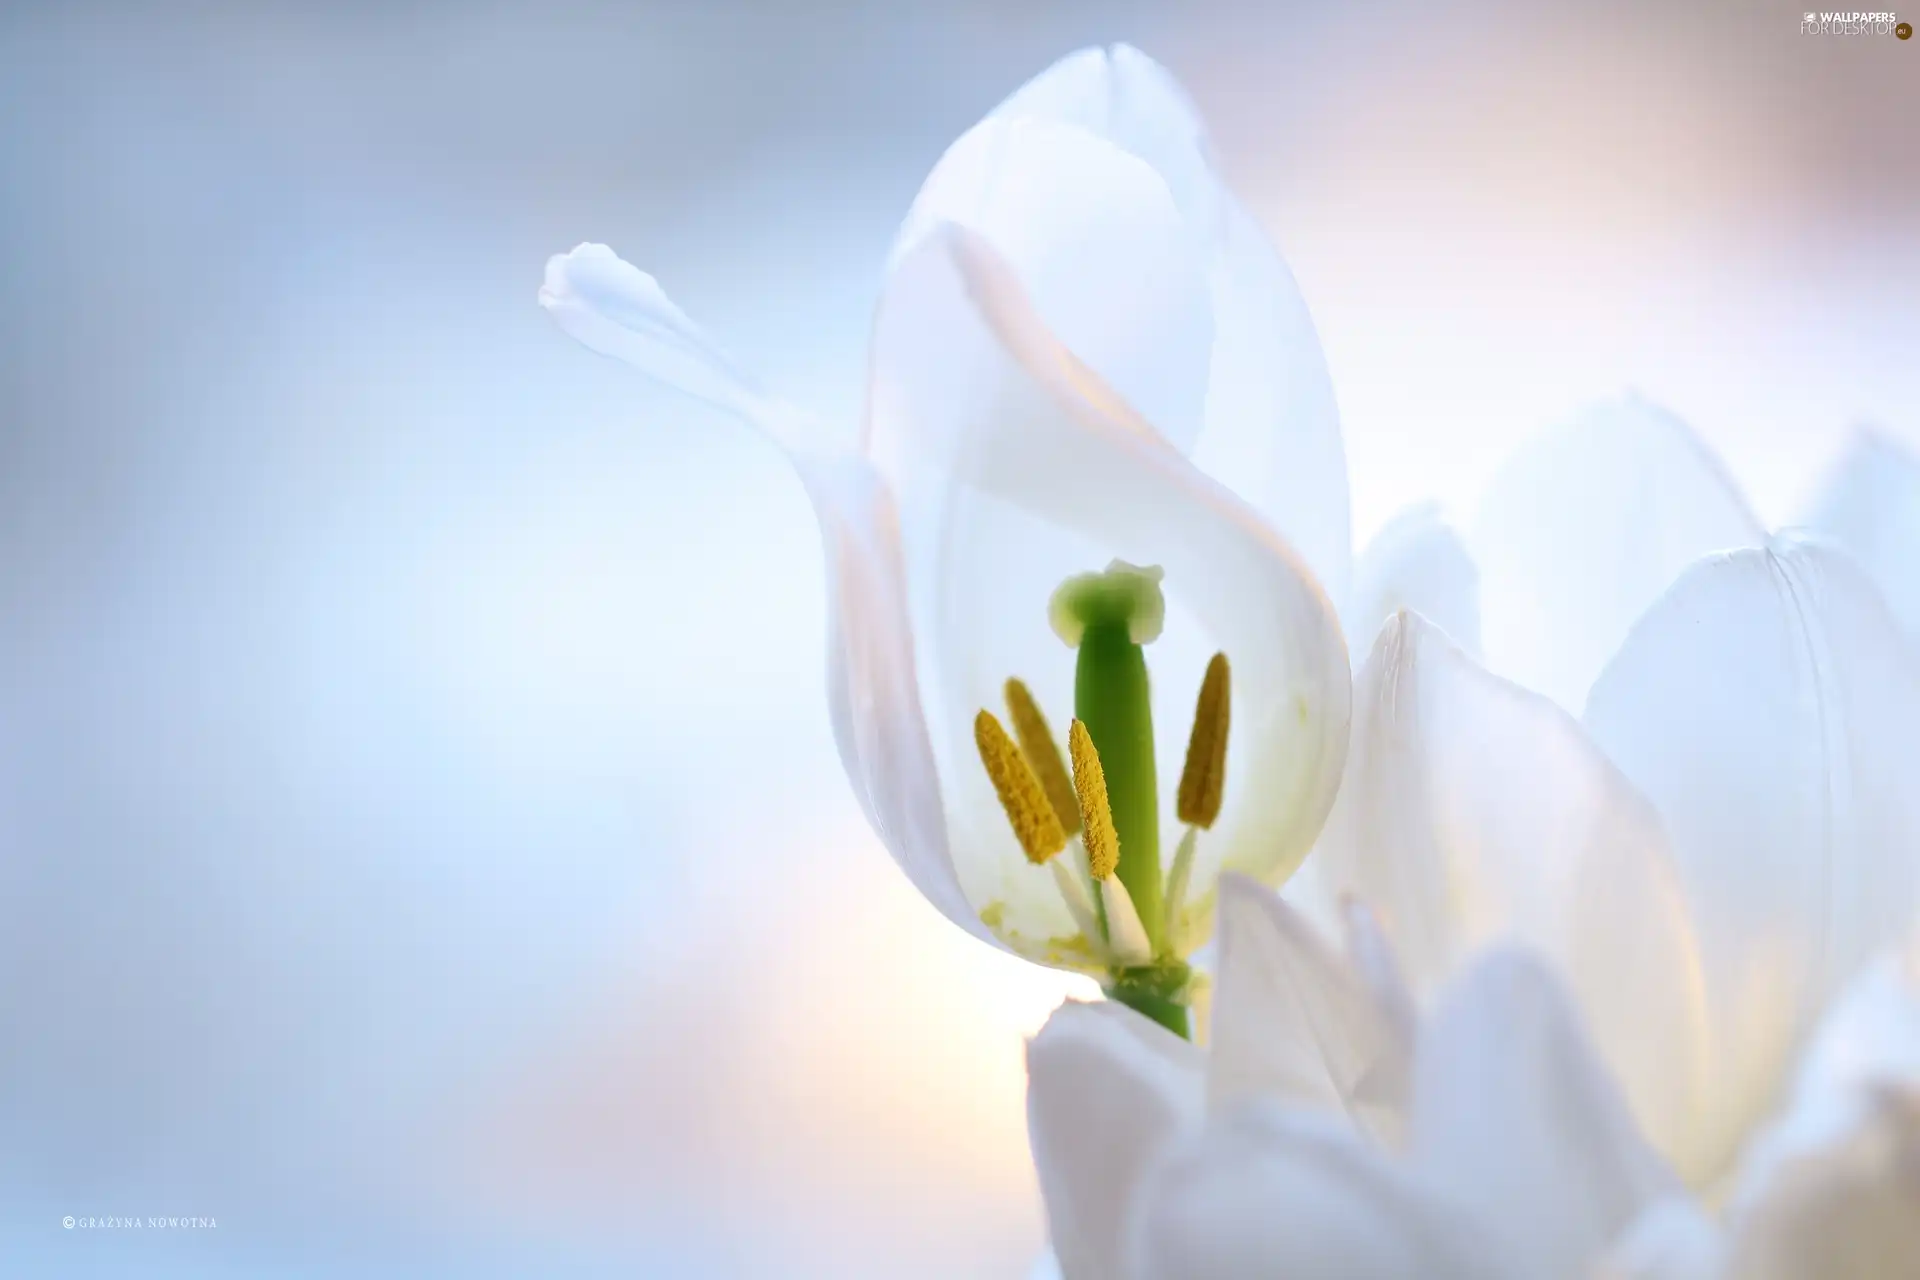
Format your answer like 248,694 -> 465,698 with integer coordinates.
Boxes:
890,114 -> 1212,451
1599,1198 -> 1725,1280
1349,502 -> 1482,660
1411,950 -> 1679,1278
866,226 -> 1350,958
1800,428 -> 1920,644
538,245 -> 984,944
1724,1088 -> 1920,1280
1207,875 -> 1409,1140
1315,611 -> 1711,1171
973,43 -> 1354,601
1585,538 -> 1920,1174
1469,397 -> 1763,714
1026,999 -> 1204,1280
1125,1103 -> 1520,1280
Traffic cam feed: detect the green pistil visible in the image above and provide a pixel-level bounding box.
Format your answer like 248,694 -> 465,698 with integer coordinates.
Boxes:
1053,562 -> 1167,956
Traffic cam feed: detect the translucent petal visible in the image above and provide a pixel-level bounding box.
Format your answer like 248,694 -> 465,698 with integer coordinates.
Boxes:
978,43 -> 1354,602
1314,612 -> 1712,1175
1469,397 -> 1763,714
1349,502 -> 1482,660
1026,999 -> 1204,1280
1411,950 -> 1680,1278
1584,538 -> 1920,1174
538,244 -> 984,943
1124,1103 -> 1520,1280
1800,428 -> 1920,644
1724,1089 -> 1920,1280
1207,876 -> 1408,1141
889,114 -> 1212,452
866,226 -> 1351,959
1731,945 -> 1920,1213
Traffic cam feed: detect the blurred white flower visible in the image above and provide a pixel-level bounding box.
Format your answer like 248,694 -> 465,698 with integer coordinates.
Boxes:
538,46 -> 1359,1034
1319,531 -> 1920,1183
1376,396 -> 1920,718
1028,878 -> 1920,1279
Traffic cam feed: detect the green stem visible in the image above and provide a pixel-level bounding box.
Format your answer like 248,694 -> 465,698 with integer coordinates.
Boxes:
1107,963 -> 1192,1041
1076,619 -> 1164,953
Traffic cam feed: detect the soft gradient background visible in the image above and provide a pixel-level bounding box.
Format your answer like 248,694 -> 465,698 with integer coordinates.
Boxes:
1,1 -> 1914,1275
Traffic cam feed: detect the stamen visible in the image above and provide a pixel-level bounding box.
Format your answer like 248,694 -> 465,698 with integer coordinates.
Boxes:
1068,719 -> 1120,881
1004,678 -> 1081,837
1099,877 -> 1154,967
974,710 -> 1066,864
1162,826 -> 1199,956
1176,653 -> 1231,829
1048,858 -> 1104,957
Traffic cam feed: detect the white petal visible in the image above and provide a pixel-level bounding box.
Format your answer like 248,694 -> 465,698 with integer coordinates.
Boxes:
1348,502 -> 1482,660
1469,397 -> 1763,714
1027,999 -> 1204,1280
539,244 -> 810,448
981,44 -> 1354,602
1125,1103 -> 1520,1280
867,226 -> 1351,955
890,114 -> 1212,451
538,245 -> 984,945
1314,612 -> 1711,1171
1724,1089 -> 1920,1280
1599,1198 -> 1726,1280
987,44 -> 1216,221
1411,950 -> 1680,1278
1585,538 -> 1920,1173
1800,427 -> 1920,644
1206,875 -> 1409,1140
1189,200 -> 1353,608
1732,945 -> 1920,1209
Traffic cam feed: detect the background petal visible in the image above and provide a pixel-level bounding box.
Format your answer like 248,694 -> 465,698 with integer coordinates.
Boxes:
1469,396 -> 1763,714
1207,876 -> 1409,1140
1026,1000 -> 1204,1280
1800,428 -> 1920,645
982,43 -> 1354,605
1314,611 -> 1712,1174
539,245 -> 984,943
1411,950 -> 1680,1277
1598,1198 -> 1726,1280
1125,1103 -> 1519,1280
1731,943 -> 1920,1211
865,227 -> 1351,954
1723,1088 -> 1920,1280
1584,538 -> 1920,1176
1348,502 -> 1482,660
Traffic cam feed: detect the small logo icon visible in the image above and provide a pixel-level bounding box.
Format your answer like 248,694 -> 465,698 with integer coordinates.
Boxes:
1898,19 -> 1913,36
62,1217 -> 74,1230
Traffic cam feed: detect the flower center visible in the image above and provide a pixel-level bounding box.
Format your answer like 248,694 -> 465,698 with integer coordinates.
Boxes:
972,560 -> 1233,1040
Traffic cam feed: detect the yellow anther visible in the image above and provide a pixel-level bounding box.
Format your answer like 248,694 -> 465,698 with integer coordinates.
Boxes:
1177,653 -> 1231,829
975,710 -> 1067,864
1068,719 -> 1120,881
1004,678 -> 1082,837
